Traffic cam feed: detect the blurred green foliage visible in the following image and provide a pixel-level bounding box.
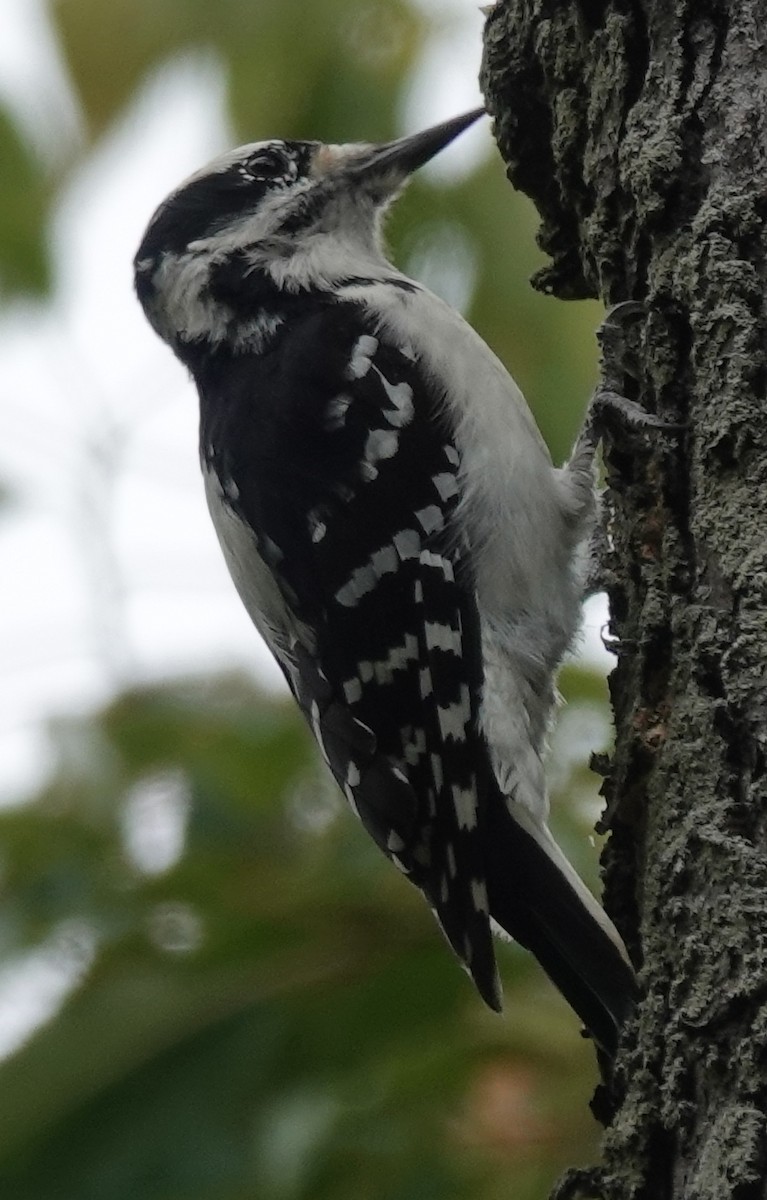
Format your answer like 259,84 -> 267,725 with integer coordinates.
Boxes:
0,106 -> 51,295
0,1 -> 611,1196
0,673 -> 607,1200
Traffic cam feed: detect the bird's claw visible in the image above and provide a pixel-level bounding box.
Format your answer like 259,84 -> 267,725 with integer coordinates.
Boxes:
589,388 -> 681,437
590,302 -> 684,442
596,301 -> 647,388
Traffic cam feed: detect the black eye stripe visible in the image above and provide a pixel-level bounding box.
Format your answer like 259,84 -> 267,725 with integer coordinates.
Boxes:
135,141 -> 317,261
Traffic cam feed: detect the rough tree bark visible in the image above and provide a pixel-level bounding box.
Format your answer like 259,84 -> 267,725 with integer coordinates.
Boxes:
481,3 -> 767,1198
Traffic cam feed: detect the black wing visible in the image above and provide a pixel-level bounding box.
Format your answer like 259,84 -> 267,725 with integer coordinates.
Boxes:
197,296 -> 502,1009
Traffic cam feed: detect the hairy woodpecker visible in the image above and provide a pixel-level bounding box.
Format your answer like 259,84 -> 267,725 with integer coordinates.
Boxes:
134,109 -> 636,1055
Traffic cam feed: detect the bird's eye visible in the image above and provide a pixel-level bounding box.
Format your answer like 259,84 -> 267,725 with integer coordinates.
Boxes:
241,150 -> 291,181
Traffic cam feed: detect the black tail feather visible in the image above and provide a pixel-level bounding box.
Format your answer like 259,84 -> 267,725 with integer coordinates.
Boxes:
484,792 -> 637,1056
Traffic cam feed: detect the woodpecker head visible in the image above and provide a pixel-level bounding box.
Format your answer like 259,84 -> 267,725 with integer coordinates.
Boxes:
134,109 -> 485,349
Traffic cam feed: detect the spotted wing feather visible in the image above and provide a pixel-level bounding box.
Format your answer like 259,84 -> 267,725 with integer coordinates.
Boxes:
197,300 -> 501,1007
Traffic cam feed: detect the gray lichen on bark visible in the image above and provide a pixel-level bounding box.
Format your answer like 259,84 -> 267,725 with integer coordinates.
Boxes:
481,2 -> 767,1197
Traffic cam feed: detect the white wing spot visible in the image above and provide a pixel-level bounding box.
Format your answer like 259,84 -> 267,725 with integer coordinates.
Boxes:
403,741 -> 420,766
425,621 -> 460,654
307,510 -> 327,543
335,562 -> 377,606
346,762 -> 361,788
387,829 -> 406,853
346,334 -> 379,379
374,660 -> 390,684
432,472 -> 459,502
383,406 -> 413,429
444,445 -> 460,467
471,879 -> 489,914
370,544 -> 399,577
378,374 -> 414,427
364,428 -> 399,464
335,541 -> 403,606
394,528 -> 420,560
452,785 -> 478,830
419,666 -> 433,699
343,677 -> 363,704
359,660 -> 374,682
437,694 -> 469,742
415,506 -> 444,535
402,724 -> 426,766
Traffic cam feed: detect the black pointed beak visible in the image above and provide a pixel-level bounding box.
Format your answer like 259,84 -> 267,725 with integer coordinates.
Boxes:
348,108 -> 486,180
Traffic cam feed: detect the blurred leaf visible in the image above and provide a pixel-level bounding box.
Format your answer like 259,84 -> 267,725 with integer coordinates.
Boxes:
0,107 -> 51,295
53,0 -> 188,137
226,0 -> 426,143
53,0 -> 425,144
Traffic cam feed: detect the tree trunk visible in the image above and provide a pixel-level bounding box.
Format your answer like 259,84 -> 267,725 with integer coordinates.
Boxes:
481,3 -> 767,1197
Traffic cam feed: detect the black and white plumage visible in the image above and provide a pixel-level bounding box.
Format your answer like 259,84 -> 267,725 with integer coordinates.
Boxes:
134,110 -> 636,1054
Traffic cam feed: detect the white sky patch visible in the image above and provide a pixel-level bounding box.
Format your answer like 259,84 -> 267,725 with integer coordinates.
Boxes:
0,921 -> 96,1062
571,592 -> 615,673
404,219 -> 478,314
121,770 -> 190,875
402,0 -> 489,181
0,726 -> 55,809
